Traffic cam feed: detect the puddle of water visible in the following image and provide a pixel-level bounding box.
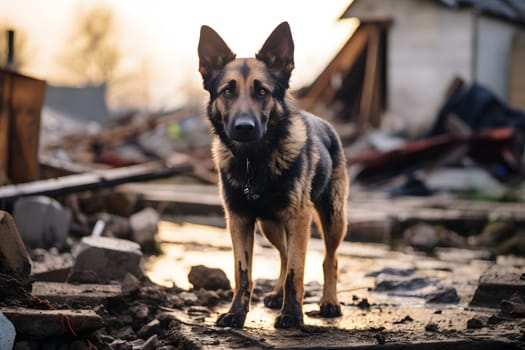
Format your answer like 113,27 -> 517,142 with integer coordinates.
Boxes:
146,221 -> 332,290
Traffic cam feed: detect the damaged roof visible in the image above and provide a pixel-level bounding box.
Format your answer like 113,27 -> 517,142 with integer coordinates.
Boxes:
341,0 -> 525,26
439,0 -> 525,25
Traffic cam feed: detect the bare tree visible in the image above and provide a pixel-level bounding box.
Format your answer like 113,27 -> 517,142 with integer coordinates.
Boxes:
59,6 -> 121,84
0,25 -> 30,71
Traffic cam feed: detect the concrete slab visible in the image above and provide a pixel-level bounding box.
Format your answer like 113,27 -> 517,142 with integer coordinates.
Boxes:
68,236 -> 142,283
1,307 -> 103,338
32,281 -> 122,306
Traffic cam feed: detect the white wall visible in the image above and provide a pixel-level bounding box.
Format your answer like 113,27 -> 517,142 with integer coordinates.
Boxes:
344,0 -> 474,133
475,16 -> 515,101
387,0 -> 473,133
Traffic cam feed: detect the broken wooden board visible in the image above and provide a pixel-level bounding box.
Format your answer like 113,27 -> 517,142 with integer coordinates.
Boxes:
470,265 -> 525,308
0,160 -> 193,201
117,183 -> 224,216
32,282 -> 122,306
0,69 -> 46,184
1,307 -> 103,338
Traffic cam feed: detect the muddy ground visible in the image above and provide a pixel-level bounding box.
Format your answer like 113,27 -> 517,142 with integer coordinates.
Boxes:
5,221 -> 525,350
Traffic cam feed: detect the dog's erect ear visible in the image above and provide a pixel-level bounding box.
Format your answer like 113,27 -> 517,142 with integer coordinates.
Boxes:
256,22 -> 294,87
198,25 -> 236,89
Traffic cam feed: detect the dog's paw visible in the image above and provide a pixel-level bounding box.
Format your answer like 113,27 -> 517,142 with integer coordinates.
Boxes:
319,303 -> 342,318
263,292 -> 283,309
216,312 -> 246,328
274,313 -> 304,328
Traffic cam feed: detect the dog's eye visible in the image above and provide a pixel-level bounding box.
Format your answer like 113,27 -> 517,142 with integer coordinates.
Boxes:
257,88 -> 268,97
222,88 -> 233,97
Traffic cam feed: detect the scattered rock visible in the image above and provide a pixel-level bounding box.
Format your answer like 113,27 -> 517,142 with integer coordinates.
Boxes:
374,333 -> 386,344
195,288 -> 221,307
68,236 -> 143,283
130,208 -> 160,247
365,267 -> 415,278
467,318 -> 484,329
121,272 -> 142,294
374,275 -> 436,292
130,304 -> 150,320
470,266 -> 525,308
188,265 -> 231,291
109,339 -> 132,350
393,315 -> 413,324
30,248 -> 73,282
425,322 -> 439,332
425,287 -> 460,304
179,291 -> 199,305
140,334 -> 160,350
500,293 -> 525,317
0,312 -> 16,350
356,298 -> 371,310
0,211 -> 32,280
13,196 -> 71,250
138,319 -> 161,339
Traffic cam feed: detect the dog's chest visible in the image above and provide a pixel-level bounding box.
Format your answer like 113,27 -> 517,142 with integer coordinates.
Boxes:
220,158 -> 298,218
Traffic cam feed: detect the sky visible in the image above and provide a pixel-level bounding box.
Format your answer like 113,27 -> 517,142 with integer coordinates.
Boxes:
0,0 -> 358,111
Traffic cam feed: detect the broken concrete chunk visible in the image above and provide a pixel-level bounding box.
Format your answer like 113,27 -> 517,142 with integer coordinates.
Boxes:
30,248 -> 73,282
121,272 -> 142,294
1,307 -> 103,338
13,196 -> 71,250
68,236 -> 143,283
188,265 -> 231,291
500,293 -> 525,317
470,265 -> 525,308
425,287 -> 460,304
130,208 -> 159,246
0,211 -> 32,279
0,311 -> 16,350
32,282 -> 122,306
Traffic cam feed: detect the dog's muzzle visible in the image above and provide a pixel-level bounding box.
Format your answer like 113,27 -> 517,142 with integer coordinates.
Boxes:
229,114 -> 263,142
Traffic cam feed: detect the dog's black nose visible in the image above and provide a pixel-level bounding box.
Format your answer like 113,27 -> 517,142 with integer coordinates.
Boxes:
234,116 -> 255,131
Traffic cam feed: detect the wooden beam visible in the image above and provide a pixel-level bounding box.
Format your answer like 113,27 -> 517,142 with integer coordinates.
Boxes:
0,69 -> 46,184
0,160 -> 193,202
359,24 -> 381,129
299,26 -> 370,110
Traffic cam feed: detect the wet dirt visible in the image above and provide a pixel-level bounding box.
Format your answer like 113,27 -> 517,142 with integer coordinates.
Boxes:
140,221 -> 525,349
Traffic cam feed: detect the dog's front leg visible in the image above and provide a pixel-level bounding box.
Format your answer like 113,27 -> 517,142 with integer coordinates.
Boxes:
216,212 -> 255,328
274,204 -> 312,328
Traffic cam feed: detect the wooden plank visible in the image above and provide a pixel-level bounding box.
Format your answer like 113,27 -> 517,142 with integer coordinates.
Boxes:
8,71 -> 46,183
117,183 -> 223,215
0,160 -> 193,201
509,32 -> 525,110
359,24 -> 381,129
0,72 -> 11,182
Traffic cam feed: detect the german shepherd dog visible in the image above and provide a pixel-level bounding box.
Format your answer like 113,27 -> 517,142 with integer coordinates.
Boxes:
198,22 -> 349,329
